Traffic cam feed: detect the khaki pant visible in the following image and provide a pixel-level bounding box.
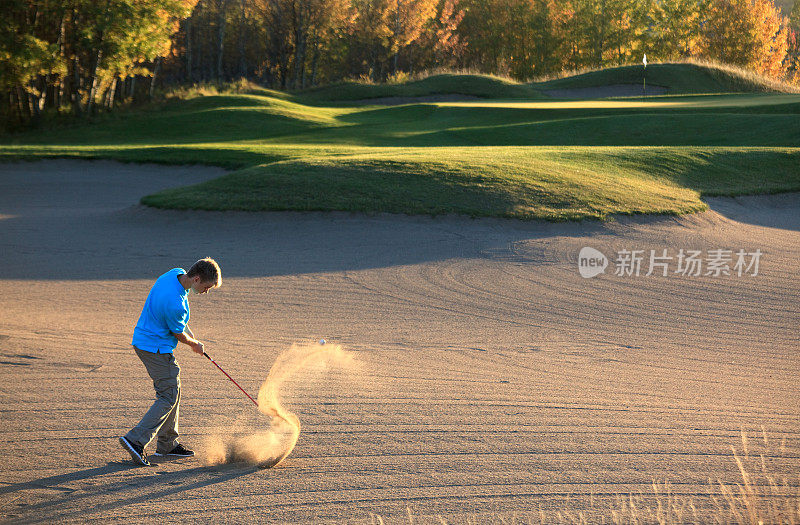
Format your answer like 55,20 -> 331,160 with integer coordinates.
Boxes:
125,347 -> 181,453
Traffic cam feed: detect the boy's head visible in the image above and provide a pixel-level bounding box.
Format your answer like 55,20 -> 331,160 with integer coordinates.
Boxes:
186,258 -> 222,294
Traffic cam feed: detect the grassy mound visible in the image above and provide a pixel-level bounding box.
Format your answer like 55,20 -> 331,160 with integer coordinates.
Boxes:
300,62 -> 799,103
2,63 -> 799,221
138,147 -> 800,220
299,73 -> 542,102
535,61 -> 800,95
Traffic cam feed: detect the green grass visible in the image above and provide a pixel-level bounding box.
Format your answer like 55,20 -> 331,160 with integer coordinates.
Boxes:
136,147 -> 799,220
1,62 -> 799,221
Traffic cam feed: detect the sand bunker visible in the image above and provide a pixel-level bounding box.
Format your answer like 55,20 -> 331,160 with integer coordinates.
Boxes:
203,341 -> 353,468
1,160 -> 797,522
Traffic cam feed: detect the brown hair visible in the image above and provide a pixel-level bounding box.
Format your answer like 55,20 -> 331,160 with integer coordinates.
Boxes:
186,257 -> 222,287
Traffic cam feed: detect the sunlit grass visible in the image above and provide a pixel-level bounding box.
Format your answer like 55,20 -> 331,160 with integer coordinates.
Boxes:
136,147 -> 800,220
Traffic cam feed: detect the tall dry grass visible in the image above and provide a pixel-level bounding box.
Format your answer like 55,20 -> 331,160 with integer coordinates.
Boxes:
163,78 -> 266,99
368,427 -> 799,525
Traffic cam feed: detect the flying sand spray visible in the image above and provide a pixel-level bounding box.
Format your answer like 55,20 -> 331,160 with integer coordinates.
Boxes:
203,339 -> 352,468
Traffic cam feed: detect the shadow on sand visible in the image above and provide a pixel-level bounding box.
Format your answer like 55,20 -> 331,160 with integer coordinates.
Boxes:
3,460 -> 259,523
1,160 -> 797,281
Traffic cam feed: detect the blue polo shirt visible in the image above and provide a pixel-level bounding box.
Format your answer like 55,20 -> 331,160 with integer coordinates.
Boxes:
132,268 -> 190,354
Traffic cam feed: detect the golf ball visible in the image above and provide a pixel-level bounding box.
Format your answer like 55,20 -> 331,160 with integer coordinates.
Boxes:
319,339 -> 326,345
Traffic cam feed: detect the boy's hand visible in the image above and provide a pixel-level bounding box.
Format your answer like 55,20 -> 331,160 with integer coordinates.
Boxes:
191,341 -> 204,355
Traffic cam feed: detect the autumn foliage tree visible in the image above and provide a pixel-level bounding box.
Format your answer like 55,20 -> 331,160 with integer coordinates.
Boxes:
701,0 -> 789,78
457,0 -> 573,78
387,0 -> 438,74
430,0 -> 467,68
784,0 -> 800,81
565,0 -> 652,68
646,0 -> 708,59
3,0 -> 798,130
1,0 -> 195,126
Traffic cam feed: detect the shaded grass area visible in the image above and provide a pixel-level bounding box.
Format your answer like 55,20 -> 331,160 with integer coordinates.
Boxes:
1,64 -> 799,221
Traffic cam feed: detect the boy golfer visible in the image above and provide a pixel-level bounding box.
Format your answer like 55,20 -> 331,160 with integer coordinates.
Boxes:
119,258 -> 222,466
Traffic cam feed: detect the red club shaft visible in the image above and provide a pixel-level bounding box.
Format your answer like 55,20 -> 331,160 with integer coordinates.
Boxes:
203,352 -> 259,407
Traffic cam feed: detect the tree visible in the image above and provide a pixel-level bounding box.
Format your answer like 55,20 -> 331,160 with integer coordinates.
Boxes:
1,0 -> 197,127
646,0 -> 708,60
456,0 -> 572,78
785,0 -> 800,81
346,0 -> 393,79
0,0 -> 64,123
701,0 -> 789,78
565,0 -> 650,68
388,0 -> 438,74
430,0 -> 467,68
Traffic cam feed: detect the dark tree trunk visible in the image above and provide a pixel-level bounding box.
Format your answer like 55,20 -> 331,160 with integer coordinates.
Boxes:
107,77 -> 118,108
150,57 -> 161,98
237,0 -> 247,78
300,34 -> 307,88
29,92 -> 41,118
71,56 -> 82,116
186,17 -> 194,82
86,48 -> 103,114
292,7 -> 306,89
310,36 -> 319,86
279,47 -> 289,89
596,0 -> 606,67
393,0 -> 401,75
7,91 -> 19,126
217,0 -> 228,81
16,87 -> 32,120
57,75 -> 65,110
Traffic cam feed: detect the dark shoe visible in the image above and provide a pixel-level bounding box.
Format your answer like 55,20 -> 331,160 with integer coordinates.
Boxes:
119,436 -> 150,466
154,443 -> 194,457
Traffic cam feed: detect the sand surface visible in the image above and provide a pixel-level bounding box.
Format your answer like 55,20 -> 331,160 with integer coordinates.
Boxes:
0,160 -> 798,523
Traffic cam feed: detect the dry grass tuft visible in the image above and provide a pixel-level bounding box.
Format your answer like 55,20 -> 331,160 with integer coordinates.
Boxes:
368,428 -> 799,525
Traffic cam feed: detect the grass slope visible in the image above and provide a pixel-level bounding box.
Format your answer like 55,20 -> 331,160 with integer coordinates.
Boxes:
1,63 -> 799,220
535,62 -> 799,95
299,73 -> 543,102
302,62 -> 799,102
139,147 -> 799,220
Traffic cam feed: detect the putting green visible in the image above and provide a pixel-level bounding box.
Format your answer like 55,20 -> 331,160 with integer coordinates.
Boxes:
434,94 -> 800,109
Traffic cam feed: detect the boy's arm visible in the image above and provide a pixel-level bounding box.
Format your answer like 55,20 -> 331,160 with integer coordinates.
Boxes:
172,330 -> 204,355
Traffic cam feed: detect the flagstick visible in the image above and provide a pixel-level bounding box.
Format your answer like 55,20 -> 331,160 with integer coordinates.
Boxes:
643,54 -> 647,97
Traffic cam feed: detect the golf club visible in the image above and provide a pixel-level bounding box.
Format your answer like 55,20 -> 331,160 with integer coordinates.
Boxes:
203,351 -> 259,407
